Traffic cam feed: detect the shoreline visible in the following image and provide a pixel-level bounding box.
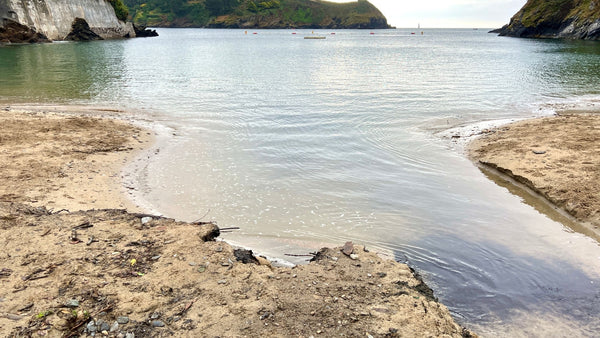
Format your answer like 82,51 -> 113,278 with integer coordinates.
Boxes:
467,111 -> 600,242
0,106 -> 473,337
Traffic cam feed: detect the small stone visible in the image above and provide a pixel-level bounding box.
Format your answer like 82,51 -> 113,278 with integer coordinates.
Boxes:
217,280 -> 227,285
65,299 -> 79,308
151,255 -> 161,260
151,320 -> 165,327
141,217 -> 152,224
349,254 -> 359,260
188,262 -> 197,266
110,322 -> 119,332
197,266 -> 206,273
117,316 -> 130,324
150,312 -> 160,319
86,321 -> 97,333
341,241 -> 354,256
125,333 -> 135,338
215,246 -> 223,252
99,321 -> 110,332
102,331 -> 109,336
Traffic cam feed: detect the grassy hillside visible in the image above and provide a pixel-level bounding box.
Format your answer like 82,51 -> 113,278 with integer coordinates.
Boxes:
498,0 -> 600,39
123,0 -> 390,28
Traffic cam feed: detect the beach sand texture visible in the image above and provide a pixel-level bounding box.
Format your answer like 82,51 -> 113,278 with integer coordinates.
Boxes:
0,108 -> 471,337
469,112 -> 600,241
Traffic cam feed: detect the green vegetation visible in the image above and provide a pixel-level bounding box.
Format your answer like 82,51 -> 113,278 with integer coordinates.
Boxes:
108,0 -> 130,22
122,0 -> 389,28
500,0 -> 600,39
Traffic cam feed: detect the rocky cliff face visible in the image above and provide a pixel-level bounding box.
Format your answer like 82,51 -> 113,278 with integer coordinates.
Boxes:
495,0 -> 600,39
0,0 -> 135,41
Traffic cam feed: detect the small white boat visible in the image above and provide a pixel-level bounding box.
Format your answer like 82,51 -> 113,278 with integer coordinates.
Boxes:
304,36 -> 326,40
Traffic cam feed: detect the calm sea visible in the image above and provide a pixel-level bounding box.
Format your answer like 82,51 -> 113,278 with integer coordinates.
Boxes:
2,29 -> 600,336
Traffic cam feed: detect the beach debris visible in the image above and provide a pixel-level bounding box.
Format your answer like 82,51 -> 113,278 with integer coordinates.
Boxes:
72,221 -> 93,230
0,268 -> 13,278
70,229 -> 80,243
342,241 -> 354,256
532,150 -> 547,155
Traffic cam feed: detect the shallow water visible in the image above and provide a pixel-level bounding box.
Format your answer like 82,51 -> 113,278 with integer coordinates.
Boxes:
2,29 -> 600,336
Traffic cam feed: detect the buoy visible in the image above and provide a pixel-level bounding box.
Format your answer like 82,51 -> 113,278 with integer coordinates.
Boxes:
244,31 -> 247,35
411,32 -> 415,35
292,32 -> 296,34
331,32 -> 335,35
370,32 -> 374,35
253,32 -> 257,35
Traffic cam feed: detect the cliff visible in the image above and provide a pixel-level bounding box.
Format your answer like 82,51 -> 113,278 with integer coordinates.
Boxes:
124,0 -> 390,29
495,0 -> 600,39
0,0 -> 135,41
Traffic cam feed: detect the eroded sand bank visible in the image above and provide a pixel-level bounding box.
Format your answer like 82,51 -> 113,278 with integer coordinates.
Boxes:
469,111 -> 600,241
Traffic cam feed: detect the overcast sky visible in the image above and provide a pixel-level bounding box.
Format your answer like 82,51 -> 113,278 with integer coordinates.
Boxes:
329,0 -> 527,28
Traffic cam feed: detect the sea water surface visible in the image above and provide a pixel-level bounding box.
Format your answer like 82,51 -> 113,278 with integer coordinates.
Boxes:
2,29 -> 600,336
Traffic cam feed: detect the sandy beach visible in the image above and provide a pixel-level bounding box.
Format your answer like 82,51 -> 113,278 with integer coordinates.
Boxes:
469,111 -> 600,242
0,107 -> 472,337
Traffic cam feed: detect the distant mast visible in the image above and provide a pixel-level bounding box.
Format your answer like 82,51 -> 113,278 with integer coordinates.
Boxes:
418,23 -> 420,29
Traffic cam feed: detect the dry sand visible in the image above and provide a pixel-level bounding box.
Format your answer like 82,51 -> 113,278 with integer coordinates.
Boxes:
0,107 -> 473,337
469,111 -> 600,241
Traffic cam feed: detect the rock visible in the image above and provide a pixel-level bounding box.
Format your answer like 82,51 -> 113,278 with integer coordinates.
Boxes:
65,18 -> 103,41
217,279 -> 227,284
349,254 -> 359,260
110,321 -> 119,332
342,241 -> 354,256
133,25 -> 158,37
98,319 -> 110,332
141,217 -> 153,224
65,299 -> 80,308
0,18 -> 50,43
198,223 -> 220,241
86,321 -> 97,333
150,312 -> 160,319
125,333 -> 134,338
151,320 -> 165,327
117,316 -> 130,324
234,248 -> 260,264
533,150 -> 547,155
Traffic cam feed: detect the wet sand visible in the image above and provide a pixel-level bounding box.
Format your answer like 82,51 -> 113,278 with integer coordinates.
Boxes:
0,107 -> 472,337
469,111 -> 600,242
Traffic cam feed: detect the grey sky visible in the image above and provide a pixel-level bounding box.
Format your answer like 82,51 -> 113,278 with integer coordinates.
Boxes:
329,0 -> 527,28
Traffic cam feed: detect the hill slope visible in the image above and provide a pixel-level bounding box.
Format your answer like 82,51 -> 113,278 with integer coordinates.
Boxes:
123,0 -> 390,29
495,0 -> 600,39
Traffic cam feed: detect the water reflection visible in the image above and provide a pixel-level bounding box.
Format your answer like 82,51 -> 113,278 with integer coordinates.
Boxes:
397,234 -> 600,337
0,41 -> 126,103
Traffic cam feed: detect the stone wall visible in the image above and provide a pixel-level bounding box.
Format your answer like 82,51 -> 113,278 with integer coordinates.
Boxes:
0,0 -> 135,40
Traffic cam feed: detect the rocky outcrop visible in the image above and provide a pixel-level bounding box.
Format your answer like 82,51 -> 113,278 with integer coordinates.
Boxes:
494,0 -> 600,40
0,0 -> 135,41
0,18 -> 49,43
133,24 -> 158,37
65,18 -> 103,41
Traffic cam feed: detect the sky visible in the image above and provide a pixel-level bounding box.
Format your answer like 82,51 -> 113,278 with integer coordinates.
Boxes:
329,0 -> 528,28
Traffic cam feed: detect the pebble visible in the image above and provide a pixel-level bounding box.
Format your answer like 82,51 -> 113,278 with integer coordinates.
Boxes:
197,266 -> 206,273
151,255 -> 161,260
217,280 -> 227,284
110,322 -> 119,332
150,312 -> 160,319
141,217 -> 152,224
151,320 -> 165,327
349,254 -> 359,260
125,333 -> 135,338
86,321 -> 97,333
117,316 -> 130,324
98,320 -> 110,332
65,299 -> 79,308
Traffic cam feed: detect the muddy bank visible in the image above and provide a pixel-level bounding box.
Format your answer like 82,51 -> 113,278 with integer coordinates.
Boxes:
469,112 -> 600,241
0,107 -> 473,337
